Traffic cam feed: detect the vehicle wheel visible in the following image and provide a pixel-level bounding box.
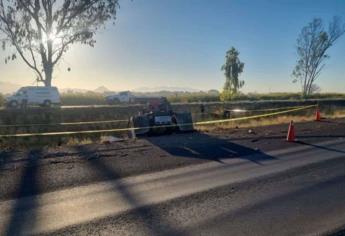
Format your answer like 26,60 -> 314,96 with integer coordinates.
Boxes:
43,100 -> 52,107
8,100 -> 18,108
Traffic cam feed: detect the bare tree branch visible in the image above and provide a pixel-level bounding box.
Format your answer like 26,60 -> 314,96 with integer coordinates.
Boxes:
293,17 -> 345,97
0,0 -> 119,87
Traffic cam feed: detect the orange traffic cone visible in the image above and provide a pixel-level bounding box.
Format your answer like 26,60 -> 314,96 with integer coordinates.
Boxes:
315,108 -> 321,121
286,120 -> 296,142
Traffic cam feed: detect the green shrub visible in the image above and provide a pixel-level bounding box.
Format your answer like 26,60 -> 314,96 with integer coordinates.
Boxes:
220,92 -> 345,102
167,93 -> 220,103
238,92 -> 302,101
308,93 -> 345,100
220,90 -> 235,101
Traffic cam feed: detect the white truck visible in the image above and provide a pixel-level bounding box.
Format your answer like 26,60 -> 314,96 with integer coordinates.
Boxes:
5,86 -> 61,108
105,91 -> 134,104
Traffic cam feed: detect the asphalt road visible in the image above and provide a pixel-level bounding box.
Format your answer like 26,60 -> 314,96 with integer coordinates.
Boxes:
0,138 -> 345,235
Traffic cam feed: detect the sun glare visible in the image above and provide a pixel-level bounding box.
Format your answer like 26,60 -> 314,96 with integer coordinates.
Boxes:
41,31 -> 61,47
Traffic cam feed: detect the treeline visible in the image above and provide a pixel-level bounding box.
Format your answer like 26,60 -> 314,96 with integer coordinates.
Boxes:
230,92 -> 345,101
60,92 -> 345,104
60,91 -> 106,105
169,92 -> 345,103
60,90 -> 221,105
133,90 -> 220,103
0,93 -> 4,106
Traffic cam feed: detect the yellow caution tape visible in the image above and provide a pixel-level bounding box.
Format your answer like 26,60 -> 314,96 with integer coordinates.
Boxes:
0,104 -> 317,138
0,119 -> 130,128
223,105 -> 308,113
193,105 -> 310,116
196,104 -> 317,125
0,105 -> 312,128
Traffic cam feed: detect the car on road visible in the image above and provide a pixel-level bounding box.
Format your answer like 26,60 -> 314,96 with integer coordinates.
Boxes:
105,91 -> 134,104
5,86 -> 61,108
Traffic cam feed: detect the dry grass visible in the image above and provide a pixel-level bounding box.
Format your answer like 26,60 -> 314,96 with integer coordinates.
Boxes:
65,137 -> 94,146
332,110 -> 345,118
197,110 -> 345,132
1,108 -> 344,148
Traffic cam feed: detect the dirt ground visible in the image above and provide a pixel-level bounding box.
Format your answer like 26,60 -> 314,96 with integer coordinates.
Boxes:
0,117 -> 344,200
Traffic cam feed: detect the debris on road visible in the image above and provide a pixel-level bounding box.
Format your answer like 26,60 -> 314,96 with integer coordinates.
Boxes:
101,136 -> 124,144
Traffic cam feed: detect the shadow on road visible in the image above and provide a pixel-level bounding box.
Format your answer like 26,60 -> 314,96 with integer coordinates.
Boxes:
42,143 -> 149,159
1,132 -> 277,235
0,150 -> 14,170
77,145 -> 181,236
296,141 -> 345,154
179,173 -> 345,235
217,134 -> 345,142
145,132 -> 276,164
4,150 -> 41,236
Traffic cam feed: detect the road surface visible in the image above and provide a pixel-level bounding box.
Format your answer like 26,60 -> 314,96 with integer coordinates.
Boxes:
0,137 -> 345,235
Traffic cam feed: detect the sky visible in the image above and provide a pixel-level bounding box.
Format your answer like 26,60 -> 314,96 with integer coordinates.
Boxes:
1,0 -> 345,93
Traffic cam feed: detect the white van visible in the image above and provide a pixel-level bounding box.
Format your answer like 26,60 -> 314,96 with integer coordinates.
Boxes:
105,91 -> 134,104
5,86 -> 61,108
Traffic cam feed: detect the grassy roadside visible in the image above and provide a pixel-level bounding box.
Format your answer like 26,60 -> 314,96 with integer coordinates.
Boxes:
1,108 -> 344,149
196,109 -> 345,132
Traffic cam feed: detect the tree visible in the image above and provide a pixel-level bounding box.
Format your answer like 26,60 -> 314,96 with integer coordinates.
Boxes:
0,92 -> 4,106
292,17 -> 345,97
0,0 -> 119,87
221,47 -> 244,100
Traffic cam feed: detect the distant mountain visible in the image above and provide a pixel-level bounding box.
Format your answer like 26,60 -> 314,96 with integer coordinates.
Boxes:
0,81 -> 20,94
59,88 -> 90,93
53,85 -> 219,97
59,86 -> 114,94
94,86 -> 111,93
134,86 -> 200,92
60,86 -> 200,95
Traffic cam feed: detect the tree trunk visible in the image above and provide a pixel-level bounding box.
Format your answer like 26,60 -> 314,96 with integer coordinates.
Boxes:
44,63 -> 53,87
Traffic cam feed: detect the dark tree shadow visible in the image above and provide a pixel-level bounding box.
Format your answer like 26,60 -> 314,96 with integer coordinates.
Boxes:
0,150 -> 42,170
0,133 -> 275,235
43,144 -> 150,159
296,141 -> 345,154
145,132 -> 277,165
0,150 -> 13,170
77,146 -> 181,236
317,118 -> 335,123
5,150 -> 41,236
219,134 -> 345,142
